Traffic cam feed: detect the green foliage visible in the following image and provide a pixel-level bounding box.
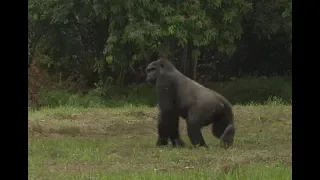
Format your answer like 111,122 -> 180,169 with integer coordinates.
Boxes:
245,0 -> 292,40
28,0 -> 292,100
34,76 -> 291,108
212,76 -> 292,104
38,84 -> 156,108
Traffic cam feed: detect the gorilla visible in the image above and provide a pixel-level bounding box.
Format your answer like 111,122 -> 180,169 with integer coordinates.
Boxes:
146,57 -> 235,148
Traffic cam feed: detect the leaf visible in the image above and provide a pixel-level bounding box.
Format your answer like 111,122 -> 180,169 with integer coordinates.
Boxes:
168,26 -> 175,35
105,56 -> 113,64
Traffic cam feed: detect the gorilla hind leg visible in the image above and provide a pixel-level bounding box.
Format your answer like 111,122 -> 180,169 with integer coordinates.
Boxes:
220,125 -> 235,148
186,109 -> 208,148
187,123 -> 208,148
212,113 -> 235,148
211,120 -> 228,138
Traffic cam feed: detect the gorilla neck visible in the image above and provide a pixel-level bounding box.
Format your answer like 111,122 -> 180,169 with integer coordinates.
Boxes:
164,64 -> 176,73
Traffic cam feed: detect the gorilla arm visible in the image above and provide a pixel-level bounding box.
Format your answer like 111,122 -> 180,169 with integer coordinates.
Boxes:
147,59 -> 186,147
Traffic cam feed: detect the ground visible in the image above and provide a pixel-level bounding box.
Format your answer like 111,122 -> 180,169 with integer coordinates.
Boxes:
28,104 -> 292,180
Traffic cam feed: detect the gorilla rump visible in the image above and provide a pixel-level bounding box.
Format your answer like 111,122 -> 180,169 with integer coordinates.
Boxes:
146,58 -> 235,148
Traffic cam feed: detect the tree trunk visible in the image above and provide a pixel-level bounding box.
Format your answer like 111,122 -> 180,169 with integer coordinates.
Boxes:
192,57 -> 197,80
190,48 -> 200,80
180,43 -> 198,80
180,43 -> 188,76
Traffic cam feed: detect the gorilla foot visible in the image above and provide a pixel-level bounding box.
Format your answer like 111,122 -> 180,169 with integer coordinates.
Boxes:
171,138 -> 186,148
220,140 -> 233,149
220,124 -> 235,149
156,137 -> 169,147
193,144 -> 209,148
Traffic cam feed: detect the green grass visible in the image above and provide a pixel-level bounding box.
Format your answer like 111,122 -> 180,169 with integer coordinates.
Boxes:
28,103 -> 292,180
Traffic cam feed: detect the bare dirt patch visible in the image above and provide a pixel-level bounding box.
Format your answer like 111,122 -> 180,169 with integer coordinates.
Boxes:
28,105 -> 292,138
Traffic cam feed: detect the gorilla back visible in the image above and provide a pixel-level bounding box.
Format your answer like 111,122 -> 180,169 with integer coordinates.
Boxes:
146,58 -> 235,148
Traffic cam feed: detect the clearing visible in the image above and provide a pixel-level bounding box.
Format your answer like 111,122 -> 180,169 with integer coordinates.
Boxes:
28,104 -> 292,180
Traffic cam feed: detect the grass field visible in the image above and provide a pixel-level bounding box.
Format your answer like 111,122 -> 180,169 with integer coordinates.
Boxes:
28,103 -> 292,180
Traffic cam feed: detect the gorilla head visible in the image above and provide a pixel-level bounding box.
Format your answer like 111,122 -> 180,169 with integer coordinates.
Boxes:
146,61 -> 158,86
146,58 -> 176,86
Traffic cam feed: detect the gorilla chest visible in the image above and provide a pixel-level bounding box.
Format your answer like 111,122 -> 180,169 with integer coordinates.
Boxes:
156,86 -> 177,110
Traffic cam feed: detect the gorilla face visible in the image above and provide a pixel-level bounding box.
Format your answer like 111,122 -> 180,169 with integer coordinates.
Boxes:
145,61 -> 159,86
146,58 -> 176,87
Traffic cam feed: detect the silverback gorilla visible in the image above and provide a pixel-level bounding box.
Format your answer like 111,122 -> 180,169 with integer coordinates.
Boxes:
146,58 -> 235,148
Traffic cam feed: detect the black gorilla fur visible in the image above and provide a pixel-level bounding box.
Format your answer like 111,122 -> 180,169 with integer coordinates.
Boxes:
146,58 -> 235,148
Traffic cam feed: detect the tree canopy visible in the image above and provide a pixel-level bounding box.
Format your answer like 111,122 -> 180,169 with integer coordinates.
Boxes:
28,0 -> 292,89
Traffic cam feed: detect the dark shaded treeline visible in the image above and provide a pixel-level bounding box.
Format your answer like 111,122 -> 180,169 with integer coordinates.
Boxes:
28,0 -> 291,90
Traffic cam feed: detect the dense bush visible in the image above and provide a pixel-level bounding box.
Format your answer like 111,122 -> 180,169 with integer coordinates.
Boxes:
33,76 -> 291,108
28,0 -> 291,107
